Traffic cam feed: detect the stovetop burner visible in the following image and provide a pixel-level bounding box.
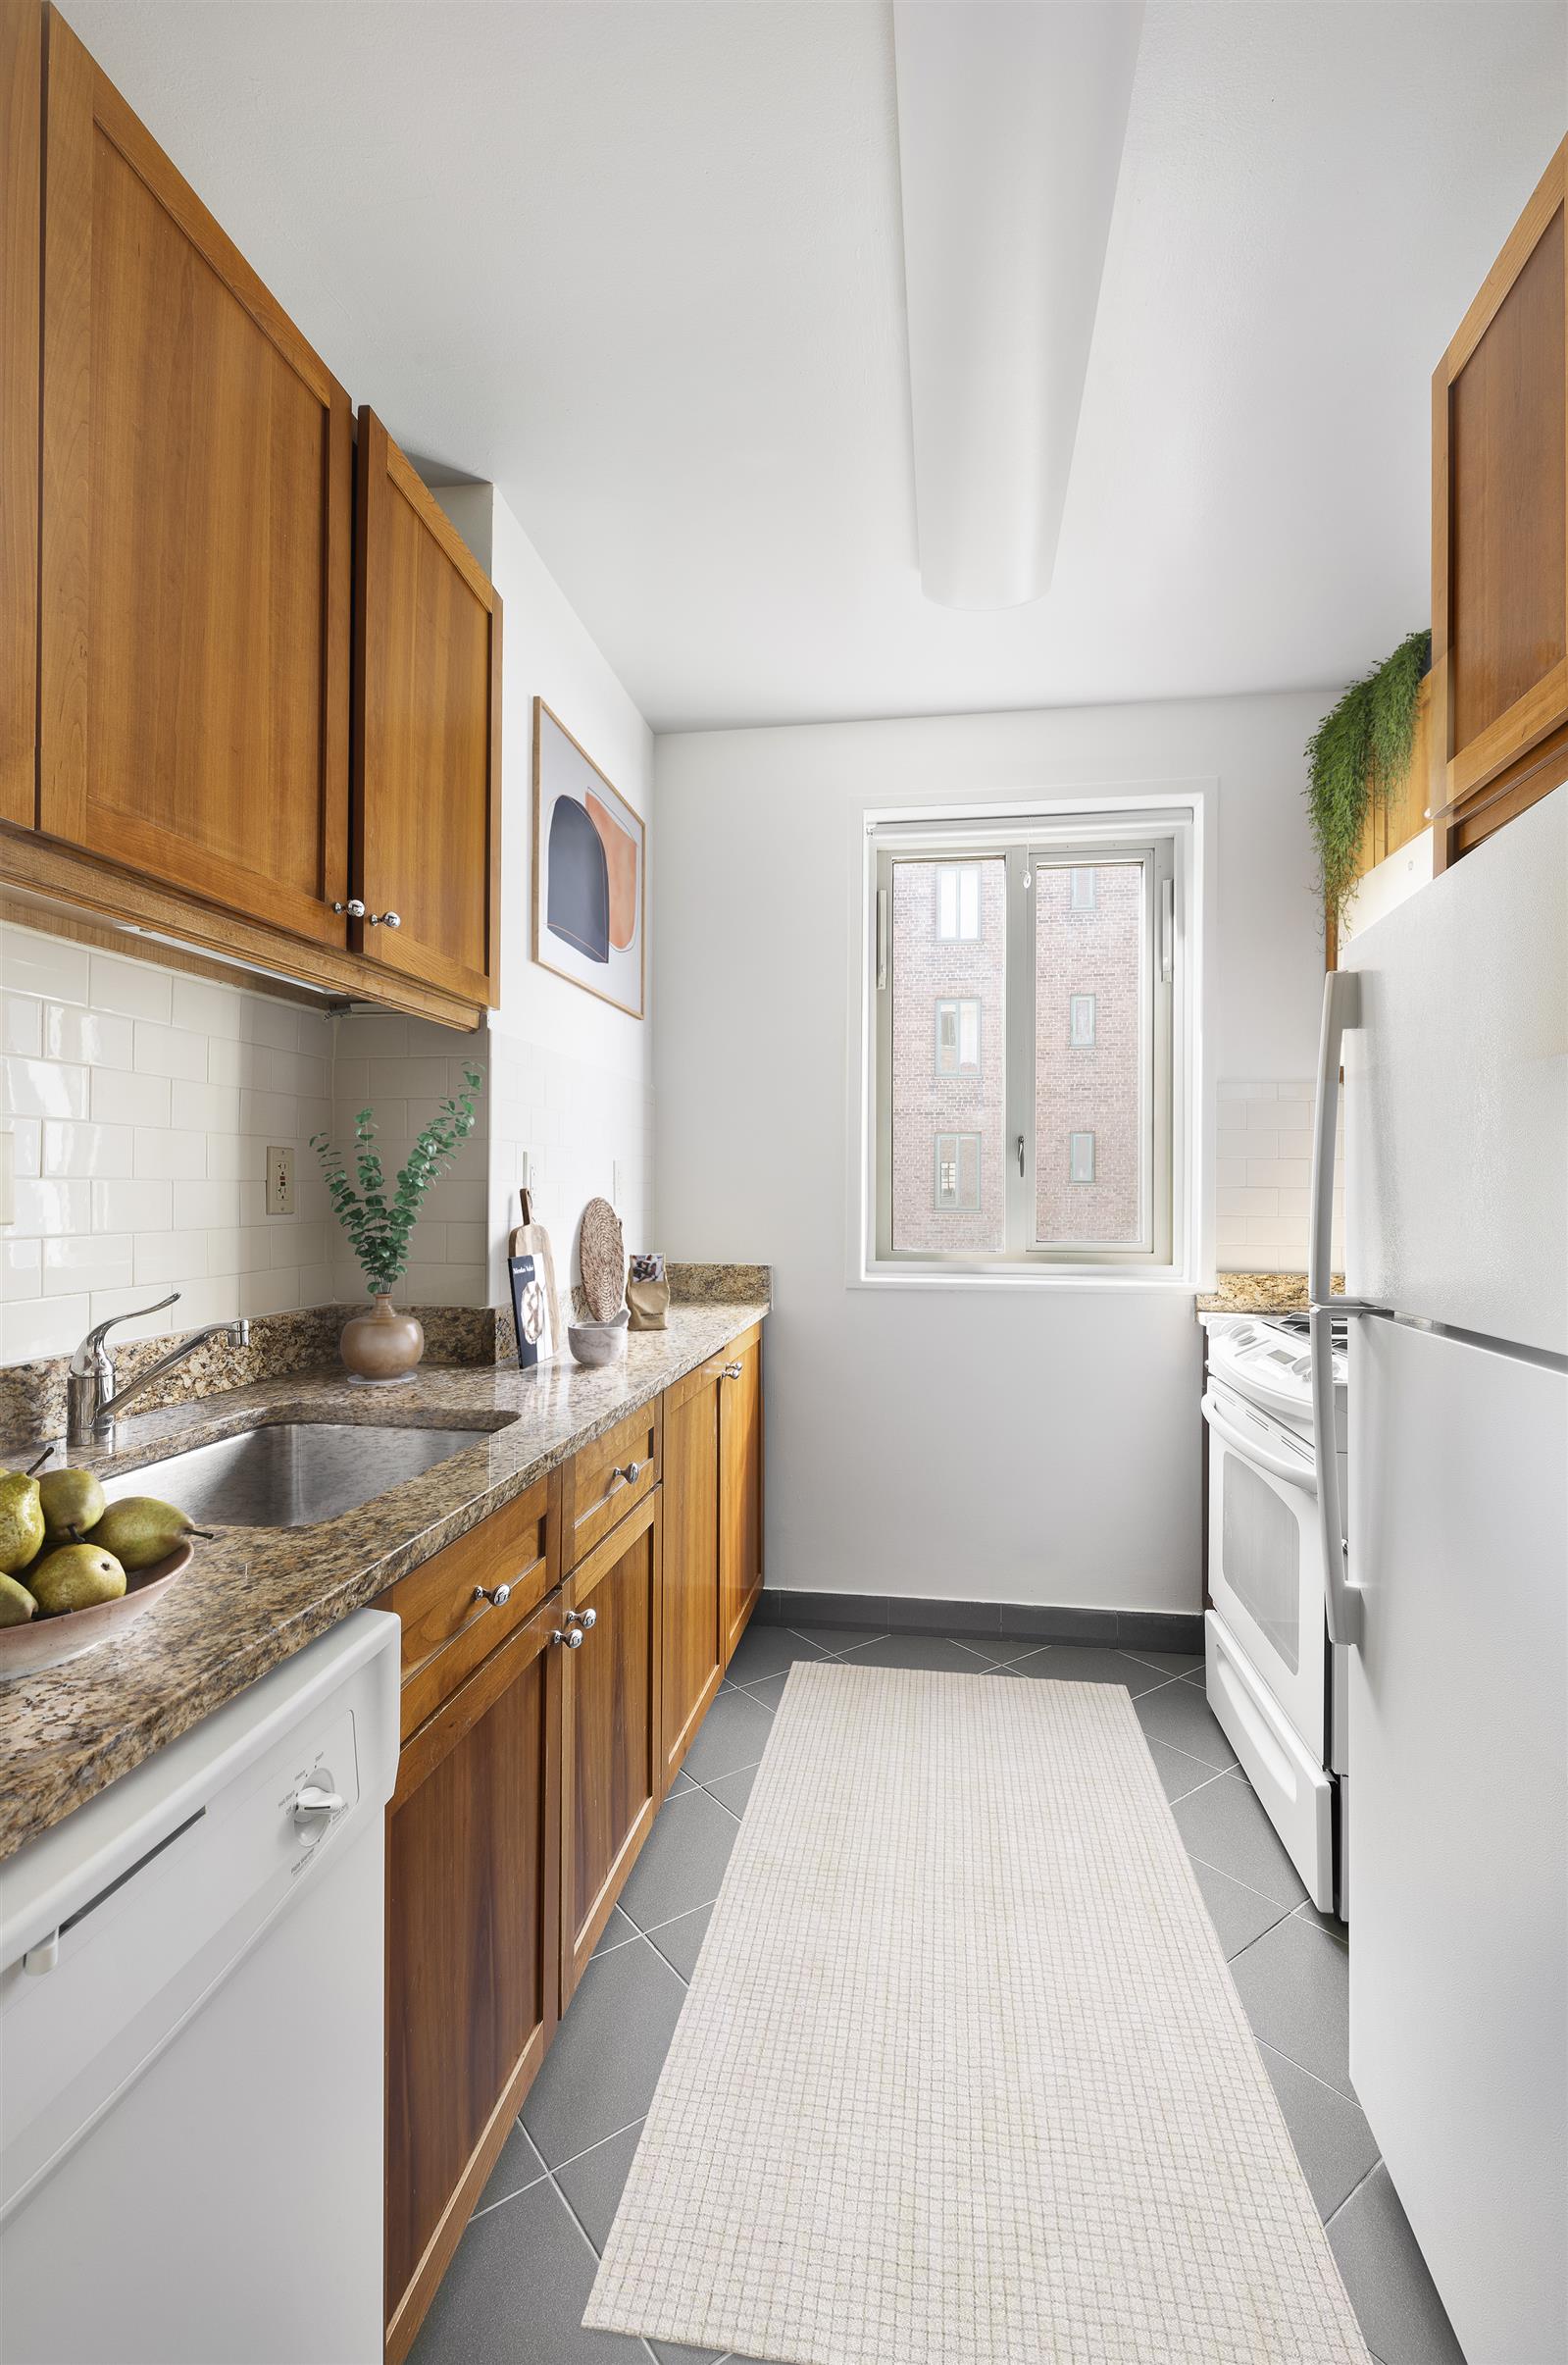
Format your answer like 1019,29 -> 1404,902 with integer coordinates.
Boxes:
1274,1310 -> 1348,1346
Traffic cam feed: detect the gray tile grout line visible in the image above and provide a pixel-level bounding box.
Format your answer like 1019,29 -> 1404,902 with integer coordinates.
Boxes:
1323,2153 -> 1385,2229
1254,2034 -> 1377,2120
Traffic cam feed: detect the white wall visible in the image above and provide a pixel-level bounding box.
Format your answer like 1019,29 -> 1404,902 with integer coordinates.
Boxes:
435,486 -> 657,1308
654,691 -> 1332,1613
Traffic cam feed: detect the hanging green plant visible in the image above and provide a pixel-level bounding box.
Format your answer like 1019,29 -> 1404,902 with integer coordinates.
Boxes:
1305,628 -> 1431,936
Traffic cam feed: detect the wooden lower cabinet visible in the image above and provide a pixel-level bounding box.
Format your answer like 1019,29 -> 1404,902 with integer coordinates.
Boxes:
719,1329 -> 764,1663
384,1593 -> 561,2363
560,1489 -> 662,2005
661,1359 -> 725,1787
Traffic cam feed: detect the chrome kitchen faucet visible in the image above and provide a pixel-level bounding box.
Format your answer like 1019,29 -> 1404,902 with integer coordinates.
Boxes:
67,1292 -> 250,1450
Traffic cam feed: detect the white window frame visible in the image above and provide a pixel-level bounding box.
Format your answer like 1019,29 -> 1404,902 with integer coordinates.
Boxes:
857,795 -> 1202,1287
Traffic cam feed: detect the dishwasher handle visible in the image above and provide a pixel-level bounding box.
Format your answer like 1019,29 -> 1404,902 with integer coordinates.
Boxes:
1200,1393 -> 1317,1494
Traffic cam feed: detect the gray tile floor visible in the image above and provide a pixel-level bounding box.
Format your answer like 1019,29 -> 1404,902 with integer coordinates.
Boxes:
410,1628 -> 1467,2365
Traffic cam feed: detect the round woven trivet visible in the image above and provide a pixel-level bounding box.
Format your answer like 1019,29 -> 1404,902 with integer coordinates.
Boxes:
580,1197 -> 626,1321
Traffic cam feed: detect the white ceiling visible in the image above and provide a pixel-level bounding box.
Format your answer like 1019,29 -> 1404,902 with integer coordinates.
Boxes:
65,0 -> 1566,733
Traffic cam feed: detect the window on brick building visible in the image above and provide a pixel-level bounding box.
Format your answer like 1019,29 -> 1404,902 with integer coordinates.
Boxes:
935,1133 -> 982,1210
936,864 -> 982,941
868,810 -> 1189,1273
935,998 -> 982,1076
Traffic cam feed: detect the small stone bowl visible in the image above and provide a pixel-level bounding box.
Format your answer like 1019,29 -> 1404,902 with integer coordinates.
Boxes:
0,1541 -> 195,1680
567,1309 -> 630,1368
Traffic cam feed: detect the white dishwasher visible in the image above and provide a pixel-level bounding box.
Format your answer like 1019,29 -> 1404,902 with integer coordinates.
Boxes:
0,1608 -> 400,2365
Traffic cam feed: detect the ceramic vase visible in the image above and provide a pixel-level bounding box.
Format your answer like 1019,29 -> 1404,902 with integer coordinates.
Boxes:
339,1294 -> 425,1381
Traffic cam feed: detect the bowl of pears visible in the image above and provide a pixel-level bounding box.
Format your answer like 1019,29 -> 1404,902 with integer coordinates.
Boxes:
0,1454 -> 209,1678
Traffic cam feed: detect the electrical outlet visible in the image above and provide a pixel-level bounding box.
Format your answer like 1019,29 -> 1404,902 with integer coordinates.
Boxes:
266,1144 -> 295,1216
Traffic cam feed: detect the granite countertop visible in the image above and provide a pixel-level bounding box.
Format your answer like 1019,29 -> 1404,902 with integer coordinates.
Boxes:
1195,1272 -> 1341,1316
0,1296 -> 769,1863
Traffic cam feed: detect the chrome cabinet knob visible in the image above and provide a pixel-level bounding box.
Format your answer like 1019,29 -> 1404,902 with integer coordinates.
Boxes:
610,1460 -> 643,1489
292,1780 -> 345,1843
368,909 -> 401,929
331,899 -> 368,918
722,1362 -> 742,1380
566,1606 -> 596,1631
551,1626 -> 584,1650
474,1582 -> 512,1610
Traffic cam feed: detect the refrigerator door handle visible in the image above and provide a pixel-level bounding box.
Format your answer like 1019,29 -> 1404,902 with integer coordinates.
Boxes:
1307,971 -> 1374,1649
1310,1305 -> 1363,1648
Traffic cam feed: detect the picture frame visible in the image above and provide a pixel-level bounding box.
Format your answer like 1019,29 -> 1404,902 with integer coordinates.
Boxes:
531,697 -> 646,1020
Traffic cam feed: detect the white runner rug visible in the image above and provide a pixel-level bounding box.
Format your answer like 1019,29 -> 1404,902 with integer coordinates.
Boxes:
585,1662 -> 1370,2364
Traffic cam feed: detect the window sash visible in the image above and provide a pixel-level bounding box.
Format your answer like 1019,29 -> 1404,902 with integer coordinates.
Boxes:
872,830 -> 1178,1270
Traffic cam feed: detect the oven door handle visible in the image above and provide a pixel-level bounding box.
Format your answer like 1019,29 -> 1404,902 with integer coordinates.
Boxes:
1200,1393 -> 1318,1494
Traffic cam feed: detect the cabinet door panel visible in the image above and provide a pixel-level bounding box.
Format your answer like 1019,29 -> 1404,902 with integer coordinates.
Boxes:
561,1491 -> 661,2000
37,12 -> 351,944
662,1364 -> 723,1786
719,1335 -> 763,1664
1434,141 -> 1568,818
385,1599 -> 560,2359
1,0 -> 40,828
354,411 -> 501,1007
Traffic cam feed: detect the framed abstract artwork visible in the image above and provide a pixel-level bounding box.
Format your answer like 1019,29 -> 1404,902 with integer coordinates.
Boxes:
531,698 -> 645,1019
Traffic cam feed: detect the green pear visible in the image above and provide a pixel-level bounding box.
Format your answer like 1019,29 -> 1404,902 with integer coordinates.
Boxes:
89,1497 -> 210,1573
39,1466 -> 107,1544
0,1474 -> 46,1575
0,1572 -> 37,1626
26,1543 -> 126,1616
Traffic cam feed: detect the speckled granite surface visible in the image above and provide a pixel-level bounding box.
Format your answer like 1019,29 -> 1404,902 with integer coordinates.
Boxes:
1195,1271 -> 1343,1315
0,1291 -> 770,1863
0,1304 -> 501,1450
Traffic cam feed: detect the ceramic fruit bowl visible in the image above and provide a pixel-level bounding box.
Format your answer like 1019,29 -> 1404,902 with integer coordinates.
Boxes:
567,1309 -> 630,1368
0,1541 -> 195,1680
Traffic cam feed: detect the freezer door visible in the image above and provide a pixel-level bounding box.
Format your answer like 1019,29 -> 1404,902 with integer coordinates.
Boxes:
1349,1315 -> 1566,2365
1341,782 -> 1566,1356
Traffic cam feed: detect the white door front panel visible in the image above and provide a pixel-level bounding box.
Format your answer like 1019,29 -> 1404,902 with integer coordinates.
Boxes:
1349,1315 -> 1567,2365
1342,782 -> 1567,1354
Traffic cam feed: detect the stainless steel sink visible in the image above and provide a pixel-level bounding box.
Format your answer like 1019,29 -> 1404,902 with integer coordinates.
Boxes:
99,1421 -> 505,1529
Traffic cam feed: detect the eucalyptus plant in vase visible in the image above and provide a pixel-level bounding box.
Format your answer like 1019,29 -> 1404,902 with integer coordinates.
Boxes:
311,1066 -> 483,1381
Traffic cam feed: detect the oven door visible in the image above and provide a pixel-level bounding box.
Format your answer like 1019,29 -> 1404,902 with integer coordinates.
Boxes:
1201,1374 -> 1328,1759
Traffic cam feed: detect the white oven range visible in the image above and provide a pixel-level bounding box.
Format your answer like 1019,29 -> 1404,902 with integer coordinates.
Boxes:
1200,1312 -> 1348,1918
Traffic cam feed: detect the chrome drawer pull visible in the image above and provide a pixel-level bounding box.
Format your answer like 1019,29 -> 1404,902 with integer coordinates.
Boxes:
331,898 -> 367,918
367,909 -> 401,929
565,1606 -> 597,1631
550,1627 -> 584,1650
609,1460 -> 643,1490
473,1582 -> 512,1610
722,1362 -> 742,1379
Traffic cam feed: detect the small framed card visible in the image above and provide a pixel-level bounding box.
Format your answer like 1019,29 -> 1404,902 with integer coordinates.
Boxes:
509,1252 -> 550,1369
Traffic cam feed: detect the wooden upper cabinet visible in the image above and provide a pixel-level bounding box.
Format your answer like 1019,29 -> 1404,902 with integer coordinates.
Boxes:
1,0 -> 41,830
35,9 -> 352,945
1432,137 -> 1568,839
353,410 -> 502,1008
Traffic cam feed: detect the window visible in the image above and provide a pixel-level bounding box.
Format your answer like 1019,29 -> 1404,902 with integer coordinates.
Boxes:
935,997 -> 982,1076
936,863 -> 982,941
935,1132 -> 981,1210
869,812 -> 1187,1272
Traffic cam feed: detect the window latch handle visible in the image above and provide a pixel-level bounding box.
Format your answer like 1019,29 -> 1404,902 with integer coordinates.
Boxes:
1016,1133 -> 1025,1179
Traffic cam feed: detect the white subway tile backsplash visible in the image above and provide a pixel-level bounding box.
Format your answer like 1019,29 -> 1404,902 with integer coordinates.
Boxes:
91,1066 -> 171,1129
15,1177 -> 91,1235
91,1178 -> 173,1234
172,1177 -> 243,1231
134,1020 -> 209,1082
133,1126 -> 208,1180
7,937 -> 90,1005
1,995 -> 42,1056
43,1233 -> 134,1295
2,1294 -> 91,1363
44,1120 -> 133,1179
170,975 -> 244,1040
1215,1077 -> 1339,1274
44,1003 -> 134,1068
88,951 -> 171,1022
0,1237 -> 42,1303
134,1231 -> 209,1286
3,1056 -> 88,1119
7,1117 -> 39,1178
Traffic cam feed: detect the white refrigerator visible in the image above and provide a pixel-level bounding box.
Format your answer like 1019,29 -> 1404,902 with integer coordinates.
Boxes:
1307,783 -> 1567,2365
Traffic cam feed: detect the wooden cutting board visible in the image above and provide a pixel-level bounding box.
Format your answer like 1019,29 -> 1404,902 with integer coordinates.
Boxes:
579,1196 -> 626,1322
508,1190 -> 562,1358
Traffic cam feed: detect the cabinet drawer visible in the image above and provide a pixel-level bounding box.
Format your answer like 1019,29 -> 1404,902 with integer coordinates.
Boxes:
387,1475 -> 558,1740
562,1401 -> 662,1570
